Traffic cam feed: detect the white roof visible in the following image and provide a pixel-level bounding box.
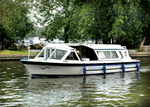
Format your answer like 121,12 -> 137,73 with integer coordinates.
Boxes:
67,43 -> 125,50
44,43 -> 125,50
83,44 -> 125,50
44,44 -> 74,50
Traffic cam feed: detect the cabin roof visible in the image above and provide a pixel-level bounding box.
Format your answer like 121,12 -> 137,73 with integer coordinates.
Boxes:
67,43 -> 125,50
83,44 -> 125,50
44,44 -> 74,50
44,43 -> 125,50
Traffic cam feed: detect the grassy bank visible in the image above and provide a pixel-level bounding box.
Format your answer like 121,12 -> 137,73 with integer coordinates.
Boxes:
0,50 -> 38,55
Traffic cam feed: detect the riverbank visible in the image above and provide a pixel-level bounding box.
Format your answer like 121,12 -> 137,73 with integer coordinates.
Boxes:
129,52 -> 150,57
0,50 -> 38,61
0,54 -> 36,61
0,52 -> 150,61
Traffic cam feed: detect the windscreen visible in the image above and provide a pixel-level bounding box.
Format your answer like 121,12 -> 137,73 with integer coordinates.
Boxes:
50,49 -> 67,60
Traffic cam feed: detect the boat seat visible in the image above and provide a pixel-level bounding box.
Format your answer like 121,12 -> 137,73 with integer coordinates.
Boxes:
82,58 -> 90,61
57,56 -> 63,60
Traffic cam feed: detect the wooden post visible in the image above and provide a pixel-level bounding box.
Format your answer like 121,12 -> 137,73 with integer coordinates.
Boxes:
27,42 -> 30,59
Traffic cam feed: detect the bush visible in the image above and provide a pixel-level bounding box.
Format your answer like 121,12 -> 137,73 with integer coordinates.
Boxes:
19,45 -> 26,51
12,45 -> 19,50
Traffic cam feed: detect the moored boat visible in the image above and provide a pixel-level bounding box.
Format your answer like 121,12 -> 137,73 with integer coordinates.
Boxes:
20,43 -> 140,76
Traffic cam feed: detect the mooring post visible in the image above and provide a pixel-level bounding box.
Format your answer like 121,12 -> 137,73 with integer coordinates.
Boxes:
27,42 -> 30,59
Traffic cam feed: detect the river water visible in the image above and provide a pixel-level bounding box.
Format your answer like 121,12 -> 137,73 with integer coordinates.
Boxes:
0,60 -> 150,107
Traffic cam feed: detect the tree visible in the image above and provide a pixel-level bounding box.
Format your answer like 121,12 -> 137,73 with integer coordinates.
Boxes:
0,0 -> 33,49
33,0 -> 150,47
77,0 -> 115,43
76,0 -> 149,47
138,0 -> 150,49
27,27 -> 45,38
33,0 -> 83,43
112,1 -> 143,47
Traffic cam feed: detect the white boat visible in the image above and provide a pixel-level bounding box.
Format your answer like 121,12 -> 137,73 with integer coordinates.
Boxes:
20,44 -> 140,76
40,37 -> 49,45
52,39 -> 65,44
29,37 -> 41,45
18,39 -> 29,46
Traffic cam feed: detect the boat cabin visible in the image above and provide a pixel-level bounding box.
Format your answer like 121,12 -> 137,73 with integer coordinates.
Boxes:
34,44 -> 131,62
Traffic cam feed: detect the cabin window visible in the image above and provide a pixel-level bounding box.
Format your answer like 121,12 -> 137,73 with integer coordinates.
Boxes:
119,51 -> 123,59
65,52 -> 79,60
50,49 -> 67,60
38,50 -> 44,57
97,51 -> 118,59
46,48 -> 55,60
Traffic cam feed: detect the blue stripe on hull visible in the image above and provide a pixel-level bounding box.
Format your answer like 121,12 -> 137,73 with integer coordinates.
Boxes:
21,60 -> 140,67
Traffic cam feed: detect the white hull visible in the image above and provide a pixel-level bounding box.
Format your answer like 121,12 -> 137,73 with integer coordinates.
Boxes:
24,62 -> 139,76
24,64 -> 83,75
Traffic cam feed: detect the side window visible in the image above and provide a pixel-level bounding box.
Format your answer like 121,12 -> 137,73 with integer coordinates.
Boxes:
38,50 -> 44,57
51,49 -> 55,54
46,48 -> 55,59
97,51 -> 105,59
119,51 -> 123,59
46,49 -> 50,59
65,52 -> 79,60
97,51 -> 118,59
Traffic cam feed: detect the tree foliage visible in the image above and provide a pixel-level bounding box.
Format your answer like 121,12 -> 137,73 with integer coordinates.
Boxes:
0,0 -> 33,49
77,0 -> 115,43
33,0 -> 77,42
138,0 -> 150,48
33,0 -> 150,47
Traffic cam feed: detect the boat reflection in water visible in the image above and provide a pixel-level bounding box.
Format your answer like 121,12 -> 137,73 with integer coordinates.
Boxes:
21,71 -> 141,106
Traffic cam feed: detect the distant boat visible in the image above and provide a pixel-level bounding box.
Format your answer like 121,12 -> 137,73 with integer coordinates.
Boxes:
29,37 -> 40,45
29,37 -> 43,49
40,37 -> 49,46
52,39 -> 65,44
21,43 -> 140,77
18,39 -> 29,46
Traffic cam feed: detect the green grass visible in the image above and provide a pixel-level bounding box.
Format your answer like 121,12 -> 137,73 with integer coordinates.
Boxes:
0,50 -> 38,55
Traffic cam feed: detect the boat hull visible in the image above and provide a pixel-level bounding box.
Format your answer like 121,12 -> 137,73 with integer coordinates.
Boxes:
22,61 -> 140,76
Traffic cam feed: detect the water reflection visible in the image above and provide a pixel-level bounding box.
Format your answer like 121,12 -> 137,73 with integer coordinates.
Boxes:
20,72 -> 139,107
0,61 -> 150,106
0,77 -> 29,106
0,61 -> 29,106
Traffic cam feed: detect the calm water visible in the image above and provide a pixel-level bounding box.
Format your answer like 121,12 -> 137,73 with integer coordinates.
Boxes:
0,60 -> 150,107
